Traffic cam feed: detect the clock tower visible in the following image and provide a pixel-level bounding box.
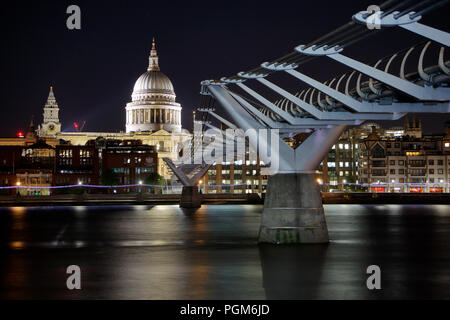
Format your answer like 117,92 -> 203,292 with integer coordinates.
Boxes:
38,86 -> 61,137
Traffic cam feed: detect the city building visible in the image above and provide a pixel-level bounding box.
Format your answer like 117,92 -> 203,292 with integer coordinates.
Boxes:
202,158 -> 269,194
101,140 -> 158,193
54,144 -> 99,187
28,39 -> 190,179
358,121 -> 450,193
0,141 -> 100,195
191,121 -> 269,195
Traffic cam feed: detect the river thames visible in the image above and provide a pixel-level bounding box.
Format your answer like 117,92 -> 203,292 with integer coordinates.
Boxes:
1,204 -> 449,299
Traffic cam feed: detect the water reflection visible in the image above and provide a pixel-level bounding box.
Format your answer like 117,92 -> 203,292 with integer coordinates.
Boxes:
0,204 -> 449,299
180,207 -> 201,216
259,244 -> 328,299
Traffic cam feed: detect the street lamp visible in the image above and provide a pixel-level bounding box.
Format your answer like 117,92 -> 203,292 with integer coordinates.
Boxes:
15,181 -> 21,197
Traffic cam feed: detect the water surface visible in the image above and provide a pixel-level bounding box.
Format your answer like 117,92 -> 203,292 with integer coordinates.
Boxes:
1,204 -> 449,299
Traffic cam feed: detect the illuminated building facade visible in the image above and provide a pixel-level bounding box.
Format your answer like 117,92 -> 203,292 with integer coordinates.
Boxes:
0,142 -> 99,195
358,123 -> 450,193
318,119 -> 450,193
101,140 -> 158,192
201,158 -> 268,194
29,40 -> 191,179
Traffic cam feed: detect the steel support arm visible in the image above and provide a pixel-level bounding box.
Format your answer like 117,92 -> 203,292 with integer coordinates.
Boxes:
400,22 -> 450,47
206,110 -> 238,129
328,53 -> 450,101
207,84 -> 296,173
236,82 -> 303,123
247,78 -> 399,121
293,125 -> 347,172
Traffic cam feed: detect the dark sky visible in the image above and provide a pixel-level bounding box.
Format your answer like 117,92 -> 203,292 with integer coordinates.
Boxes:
0,0 -> 449,136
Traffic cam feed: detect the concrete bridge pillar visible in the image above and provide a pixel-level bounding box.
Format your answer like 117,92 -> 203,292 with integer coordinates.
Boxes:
180,186 -> 202,208
258,173 -> 328,244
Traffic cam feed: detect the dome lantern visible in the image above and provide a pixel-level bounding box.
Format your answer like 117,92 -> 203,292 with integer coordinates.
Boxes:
148,38 -> 160,71
126,39 -> 182,133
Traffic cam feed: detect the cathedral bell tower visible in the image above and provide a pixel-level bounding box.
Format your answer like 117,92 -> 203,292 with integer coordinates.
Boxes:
38,86 -> 61,137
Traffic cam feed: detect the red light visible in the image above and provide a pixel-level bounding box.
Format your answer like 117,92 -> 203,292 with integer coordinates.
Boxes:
17,131 -> 24,138
73,122 -> 79,129
371,187 -> 385,193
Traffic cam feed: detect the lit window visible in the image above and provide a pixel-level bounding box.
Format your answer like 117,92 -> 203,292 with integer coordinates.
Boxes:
339,144 -> 344,149
345,144 -> 349,150
445,142 -> 450,148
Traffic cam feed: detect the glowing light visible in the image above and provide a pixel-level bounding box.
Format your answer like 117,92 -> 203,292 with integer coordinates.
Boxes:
16,181 -> 21,186
17,131 -> 24,138
139,180 -> 143,185
316,178 -> 323,185
78,181 -> 83,185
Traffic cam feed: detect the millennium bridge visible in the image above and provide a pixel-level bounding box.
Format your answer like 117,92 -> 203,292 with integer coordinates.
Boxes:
170,0 -> 450,244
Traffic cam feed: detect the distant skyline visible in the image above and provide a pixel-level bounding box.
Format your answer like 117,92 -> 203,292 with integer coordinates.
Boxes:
0,0 -> 449,136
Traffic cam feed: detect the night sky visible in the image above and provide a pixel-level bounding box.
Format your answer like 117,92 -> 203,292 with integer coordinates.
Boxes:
1,0 -> 449,136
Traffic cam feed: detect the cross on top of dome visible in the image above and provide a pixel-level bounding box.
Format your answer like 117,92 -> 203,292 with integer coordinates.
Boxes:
148,38 -> 160,71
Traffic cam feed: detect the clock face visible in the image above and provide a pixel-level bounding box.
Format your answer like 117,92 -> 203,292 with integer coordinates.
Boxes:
48,124 -> 55,131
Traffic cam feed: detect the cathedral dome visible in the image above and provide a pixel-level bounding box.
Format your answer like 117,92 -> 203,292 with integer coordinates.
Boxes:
131,39 -> 176,102
126,38 -> 182,133
133,70 -> 174,95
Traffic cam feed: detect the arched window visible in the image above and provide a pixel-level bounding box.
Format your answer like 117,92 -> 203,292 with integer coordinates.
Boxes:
371,144 -> 385,158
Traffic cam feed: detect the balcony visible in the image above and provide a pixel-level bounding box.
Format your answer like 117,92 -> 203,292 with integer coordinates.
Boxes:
371,170 -> 386,177
371,160 -> 387,167
409,170 -> 426,176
